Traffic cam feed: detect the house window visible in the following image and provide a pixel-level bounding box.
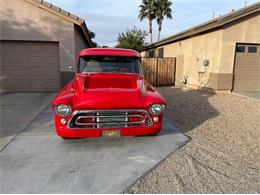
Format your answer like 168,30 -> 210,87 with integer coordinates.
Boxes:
158,48 -> 164,58
248,46 -> 257,53
236,46 -> 245,53
147,49 -> 155,57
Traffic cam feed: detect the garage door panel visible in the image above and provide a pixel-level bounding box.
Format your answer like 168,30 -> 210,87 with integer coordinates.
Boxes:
28,69 -> 60,80
1,55 -> 12,65
0,41 -> 60,92
234,80 -> 260,91
15,55 -> 30,65
2,68 -> 59,80
235,59 -> 259,66
1,68 -> 29,79
235,60 -> 260,66
44,43 -> 59,54
30,80 -> 60,90
29,42 -> 45,53
1,42 -> 14,54
234,70 -> 260,78
2,55 -> 30,66
234,66 -> 259,72
45,56 -> 59,64
235,54 -> 259,61
13,42 -> 28,53
29,56 -> 46,66
2,54 -> 59,69
28,56 -> 59,67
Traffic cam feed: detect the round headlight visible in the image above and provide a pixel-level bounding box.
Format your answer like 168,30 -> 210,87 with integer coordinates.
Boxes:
54,104 -> 71,117
150,104 -> 165,115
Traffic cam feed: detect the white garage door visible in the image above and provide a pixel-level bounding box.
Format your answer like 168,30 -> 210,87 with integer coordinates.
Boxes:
0,41 -> 60,92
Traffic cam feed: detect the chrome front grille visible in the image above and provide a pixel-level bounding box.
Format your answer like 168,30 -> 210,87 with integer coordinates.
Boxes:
68,110 -> 153,129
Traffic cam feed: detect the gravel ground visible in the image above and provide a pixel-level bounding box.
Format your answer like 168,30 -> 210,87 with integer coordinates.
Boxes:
128,87 -> 259,193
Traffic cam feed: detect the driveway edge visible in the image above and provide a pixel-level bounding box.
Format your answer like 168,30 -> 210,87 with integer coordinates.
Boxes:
0,103 -> 51,152
122,134 -> 191,193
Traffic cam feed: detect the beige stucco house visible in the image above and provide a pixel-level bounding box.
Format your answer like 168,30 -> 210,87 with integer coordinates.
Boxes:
142,3 -> 260,92
0,0 -> 93,92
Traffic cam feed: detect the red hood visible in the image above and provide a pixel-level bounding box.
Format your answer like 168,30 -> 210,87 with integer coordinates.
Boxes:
71,73 -> 147,109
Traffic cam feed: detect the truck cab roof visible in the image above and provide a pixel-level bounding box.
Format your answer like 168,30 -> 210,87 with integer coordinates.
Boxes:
79,48 -> 140,58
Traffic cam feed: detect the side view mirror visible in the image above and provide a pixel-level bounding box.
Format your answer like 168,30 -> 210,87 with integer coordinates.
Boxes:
68,66 -> 74,71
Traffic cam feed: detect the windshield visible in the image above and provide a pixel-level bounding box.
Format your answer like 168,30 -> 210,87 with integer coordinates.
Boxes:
78,56 -> 143,74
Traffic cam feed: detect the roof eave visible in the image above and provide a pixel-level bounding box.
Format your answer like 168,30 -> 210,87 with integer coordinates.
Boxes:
24,0 -> 93,47
80,22 -> 94,47
142,2 -> 260,51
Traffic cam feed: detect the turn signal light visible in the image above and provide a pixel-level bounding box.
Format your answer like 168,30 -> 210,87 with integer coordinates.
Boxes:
60,118 -> 67,124
153,117 -> 159,122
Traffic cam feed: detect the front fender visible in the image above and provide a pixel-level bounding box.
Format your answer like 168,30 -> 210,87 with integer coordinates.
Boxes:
51,83 -> 76,110
145,84 -> 166,108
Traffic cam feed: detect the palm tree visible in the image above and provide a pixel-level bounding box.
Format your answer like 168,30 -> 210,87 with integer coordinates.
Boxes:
155,0 -> 172,41
139,0 -> 156,44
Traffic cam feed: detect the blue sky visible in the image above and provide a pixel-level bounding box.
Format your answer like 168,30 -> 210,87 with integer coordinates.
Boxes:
47,0 -> 259,46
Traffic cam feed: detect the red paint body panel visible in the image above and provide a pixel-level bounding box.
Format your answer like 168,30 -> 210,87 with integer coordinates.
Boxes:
52,48 -> 166,138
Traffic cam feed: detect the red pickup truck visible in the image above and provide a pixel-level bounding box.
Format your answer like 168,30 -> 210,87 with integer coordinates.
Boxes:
52,48 -> 166,139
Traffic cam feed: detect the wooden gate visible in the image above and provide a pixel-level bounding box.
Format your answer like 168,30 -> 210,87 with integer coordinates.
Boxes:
141,57 -> 176,86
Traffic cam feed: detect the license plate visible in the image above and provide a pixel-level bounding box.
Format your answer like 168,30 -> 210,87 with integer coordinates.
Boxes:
102,130 -> 121,138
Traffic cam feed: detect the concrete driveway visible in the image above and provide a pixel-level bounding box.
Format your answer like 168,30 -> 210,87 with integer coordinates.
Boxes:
0,101 -> 188,193
0,93 -> 55,150
233,91 -> 260,100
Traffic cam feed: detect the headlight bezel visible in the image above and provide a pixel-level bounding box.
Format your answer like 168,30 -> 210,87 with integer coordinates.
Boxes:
149,103 -> 165,115
54,104 -> 72,117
